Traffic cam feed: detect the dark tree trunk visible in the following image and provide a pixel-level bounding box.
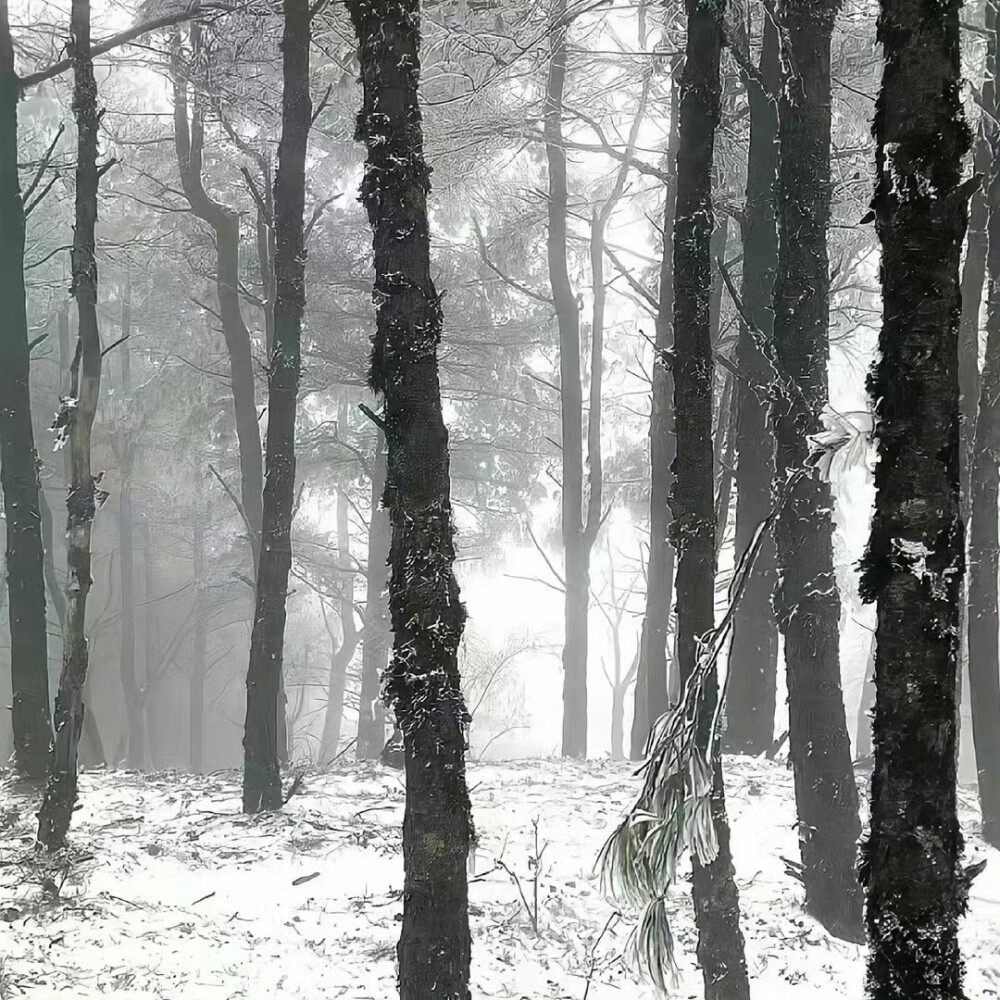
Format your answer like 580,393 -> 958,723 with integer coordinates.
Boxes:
636,54 -> 681,761
172,28 -> 263,568
770,0 -> 863,941
37,0 -> 102,849
242,0 -> 311,814
0,0 -> 52,782
349,4 -> 474,998
544,0 -> 591,759
725,18 -> 780,756
859,0 -> 969,993
357,431 -> 389,760
671,5 -> 750,997
967,0 -> 1000,850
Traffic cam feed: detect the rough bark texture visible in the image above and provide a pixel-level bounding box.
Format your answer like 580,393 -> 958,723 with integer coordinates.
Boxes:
349,4 -> 473,997
671,5 -> 750,997
859,0 -> 970,994
0,0 -> 53,781
242,0 -> 311,814
771,0 -> 864,941
37,0 -> 102,849
967,0 -> 1000,851
357,432 -> 389,760
635,55 -> 680,761
545,0 -> 591,759
725,19 -> 780,756
172,28 -> 263,568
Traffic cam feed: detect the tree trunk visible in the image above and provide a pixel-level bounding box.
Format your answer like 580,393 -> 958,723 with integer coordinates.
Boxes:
242,0 -> 311,814
349,4 -> 474,998
189,504 -> 206,773
140,519 -> 164,771
636,54 -> 681,760
37,0 -> 103,848
0,0 -> 52,781
771,0 -> 863,941
671,5 -> 750,997
357,431 -> 389,759
966,0 -> 1000,851
172,28 -> 263,569
860,0 -> 969,993
725,18 -> 780,756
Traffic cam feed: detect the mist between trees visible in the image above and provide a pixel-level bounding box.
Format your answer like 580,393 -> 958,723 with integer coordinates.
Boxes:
0,1 -> 996,998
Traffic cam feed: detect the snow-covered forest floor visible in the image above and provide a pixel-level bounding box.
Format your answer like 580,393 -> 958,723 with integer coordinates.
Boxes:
1,756 -> 998,999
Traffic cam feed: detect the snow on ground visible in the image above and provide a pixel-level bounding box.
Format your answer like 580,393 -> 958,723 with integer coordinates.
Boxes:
1,756 -> 998,999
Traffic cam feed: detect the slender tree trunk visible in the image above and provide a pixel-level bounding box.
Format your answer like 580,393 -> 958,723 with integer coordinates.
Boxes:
242,0 -> 311,814
172,28 -> 263,568
771,0 -> 863,941
636,54 -> 681,760
671,5 -> 750,997
189,503 -> 206,773
0,0 -> 52,781
37,0 -> 102,848
140,519 -> 164,771
860,0 -> 969,992
966,0 -> 1000,850
725,19 -> 780,755
357,431 -> 389,759
349,4 -> 474,997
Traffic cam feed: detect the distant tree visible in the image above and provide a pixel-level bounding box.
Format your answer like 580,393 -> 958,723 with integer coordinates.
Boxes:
670,2 -> 750,996
242,0 -> 311,813
967,0 -> 1000,849
348,2 -> 474,998
37,0 -> 104,849
770,0 -> 863,940
860,0 -> 971,994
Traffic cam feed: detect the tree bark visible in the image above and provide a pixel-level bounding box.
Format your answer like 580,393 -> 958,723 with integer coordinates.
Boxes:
172,27 -> 263,569
860,0 -> 969,993
349,4 -> 474,997
635,53 -> 681,761
966,0 -> 1000,851
357,431 -> 389,760
189,502 -> 207,773
0,0 -> 52,781
671,5 -> 750,997
725,18 -> 780,756
37,0 -> 102,848
771,0 -> 863,941
242,0 -> 311,814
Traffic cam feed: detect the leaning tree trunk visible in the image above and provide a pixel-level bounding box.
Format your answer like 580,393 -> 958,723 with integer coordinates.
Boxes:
725,17 -> 780,756
770,0 -> 863,941
859,0 -> 970,993
349,4 -> 474,998
671,5 -> 750,997
544,0 -> 590,760
635,53 -> 681,762
242,0 -> 311,814
0,0 -> 52,781
357,431 -> 389,760
967,0 -> 1000,851
36,0 -> 102,849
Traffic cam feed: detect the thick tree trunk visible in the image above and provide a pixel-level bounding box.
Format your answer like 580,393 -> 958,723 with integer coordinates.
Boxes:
242,0 -> 311,814
967,0 -> 1000,851
860,0 -> 969,993
37,0 -> 102,849
349,4 -> 474,997
636,55 -> 681,760
0,0 -> 52,781
357,432 -> 389,760
671,5 -> 750,997
172,28 -> 263,568
725,19 -> 780,756
771,0 -> 863,941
